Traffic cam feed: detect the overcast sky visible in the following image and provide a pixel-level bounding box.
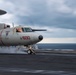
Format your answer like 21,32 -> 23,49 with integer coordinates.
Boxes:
0,0 -> 76,43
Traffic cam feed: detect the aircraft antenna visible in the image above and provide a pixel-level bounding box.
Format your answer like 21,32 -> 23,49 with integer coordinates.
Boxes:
12,23 -> 14,27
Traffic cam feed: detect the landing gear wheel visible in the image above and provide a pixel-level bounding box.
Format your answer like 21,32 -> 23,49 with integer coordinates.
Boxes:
27,50 -> 32,54
27,49 -> 36,55
26,45 -> 36,55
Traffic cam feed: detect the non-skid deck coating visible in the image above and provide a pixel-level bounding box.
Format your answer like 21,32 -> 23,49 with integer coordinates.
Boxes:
0,51 -> 76,75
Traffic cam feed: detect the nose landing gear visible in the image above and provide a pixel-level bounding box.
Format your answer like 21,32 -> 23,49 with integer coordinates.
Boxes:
26,45 -> 36,54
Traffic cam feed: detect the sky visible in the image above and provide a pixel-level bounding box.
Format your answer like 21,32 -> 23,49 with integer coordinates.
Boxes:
0,0 -> 76,43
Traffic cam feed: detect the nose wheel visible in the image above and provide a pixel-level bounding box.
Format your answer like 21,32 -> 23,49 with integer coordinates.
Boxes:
26,46 -> 36,54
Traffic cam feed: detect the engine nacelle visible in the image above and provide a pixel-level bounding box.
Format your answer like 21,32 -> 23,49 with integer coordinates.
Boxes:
0,23 -> 10,30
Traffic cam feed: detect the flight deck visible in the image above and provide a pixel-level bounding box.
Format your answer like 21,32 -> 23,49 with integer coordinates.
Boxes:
0,49 -> 76,75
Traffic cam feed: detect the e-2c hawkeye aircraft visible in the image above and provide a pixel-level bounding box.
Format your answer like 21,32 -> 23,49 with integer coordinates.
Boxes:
0,9 -> 46,54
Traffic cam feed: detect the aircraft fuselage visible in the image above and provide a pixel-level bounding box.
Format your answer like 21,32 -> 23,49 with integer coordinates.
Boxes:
0,27 -> 42,46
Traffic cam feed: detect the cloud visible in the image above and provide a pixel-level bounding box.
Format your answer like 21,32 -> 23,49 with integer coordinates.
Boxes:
14,0 -> 76,29
0,0 -> 76,29
47,0 -> 72,13
0,0 -> 76,40
43,28 -> 76,38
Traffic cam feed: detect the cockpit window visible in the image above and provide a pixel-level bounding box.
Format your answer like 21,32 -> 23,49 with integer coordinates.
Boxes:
22,28 -> 32,32
16,27 -> 33,33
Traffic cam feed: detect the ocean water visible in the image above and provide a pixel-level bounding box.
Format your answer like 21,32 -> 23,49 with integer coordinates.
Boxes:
37,43 -> 76,49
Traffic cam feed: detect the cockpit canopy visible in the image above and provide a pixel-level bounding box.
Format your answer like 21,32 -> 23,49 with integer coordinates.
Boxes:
22,27 -> 32,32
16,27 -> 33,32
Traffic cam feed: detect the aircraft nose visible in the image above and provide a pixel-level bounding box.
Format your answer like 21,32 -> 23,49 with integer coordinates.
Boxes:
38,35 -> 43,41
